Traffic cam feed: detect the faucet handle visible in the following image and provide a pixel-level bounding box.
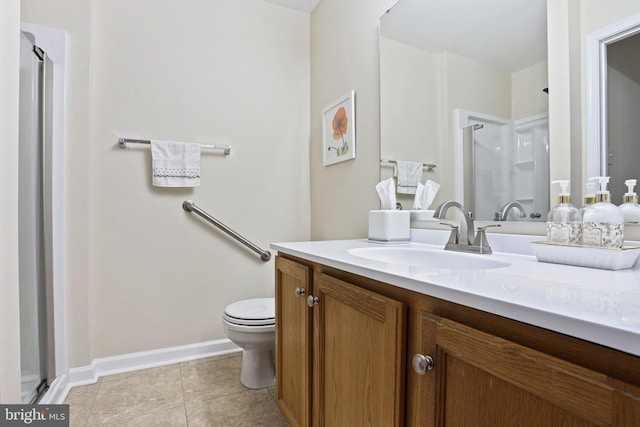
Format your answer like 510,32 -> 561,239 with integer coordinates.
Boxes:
439,223 -> 459,245
472,224 -> 501,253
476,224 -> 501,232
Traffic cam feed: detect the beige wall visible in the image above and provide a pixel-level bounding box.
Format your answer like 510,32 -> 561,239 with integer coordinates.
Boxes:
87,0 -> 310,358
21,0 -> 310,364
379,37 -> 443,208
380,38 -> 440,166
310,0 -> 397,239
0,0 -> 22,404
511,61 -> 549,119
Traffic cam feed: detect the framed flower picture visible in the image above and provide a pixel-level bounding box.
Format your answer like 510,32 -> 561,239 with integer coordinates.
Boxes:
322,91 -> 356,166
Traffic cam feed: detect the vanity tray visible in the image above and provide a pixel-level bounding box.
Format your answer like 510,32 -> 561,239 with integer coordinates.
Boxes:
531,241 -> 640,270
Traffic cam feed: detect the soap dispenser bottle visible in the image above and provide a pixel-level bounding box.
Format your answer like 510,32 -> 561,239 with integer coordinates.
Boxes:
582,176 -> 624,248
579,178 -> 598,217
619,179 -> 640,223
547,180 -> 582,245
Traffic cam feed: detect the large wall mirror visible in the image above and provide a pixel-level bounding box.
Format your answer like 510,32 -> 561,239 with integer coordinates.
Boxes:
586,12 -> 640,205
379,0 -> 549,221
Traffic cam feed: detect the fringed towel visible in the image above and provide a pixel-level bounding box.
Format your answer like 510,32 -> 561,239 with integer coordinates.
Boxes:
396,160 -> 423,194
151,140 -> 201,187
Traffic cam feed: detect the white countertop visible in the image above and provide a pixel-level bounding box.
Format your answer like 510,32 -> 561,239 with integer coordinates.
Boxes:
271,230 -> 640,357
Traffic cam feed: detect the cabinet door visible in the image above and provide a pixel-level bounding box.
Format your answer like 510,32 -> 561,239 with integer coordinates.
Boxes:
275,257 -> 312,427
408,313 -> 640,426
313,271 -> 405,427
406,311 -> 437,426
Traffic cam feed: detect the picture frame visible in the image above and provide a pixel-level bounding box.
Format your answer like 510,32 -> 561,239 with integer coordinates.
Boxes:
322,90 -> 356,166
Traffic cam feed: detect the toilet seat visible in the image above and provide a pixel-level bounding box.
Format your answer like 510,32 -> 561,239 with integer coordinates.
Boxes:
223,298 -> 275,327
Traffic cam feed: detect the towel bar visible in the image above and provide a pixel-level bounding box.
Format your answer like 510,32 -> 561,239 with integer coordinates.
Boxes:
183,200 -> 271,262
381,159 -> 436,172
119,137 -> 231,155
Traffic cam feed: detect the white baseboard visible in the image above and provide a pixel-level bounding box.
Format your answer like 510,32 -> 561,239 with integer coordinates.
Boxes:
40,338 -> 240,404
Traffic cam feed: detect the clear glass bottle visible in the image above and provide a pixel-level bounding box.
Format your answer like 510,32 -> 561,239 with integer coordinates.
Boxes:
547,180 -> 582,245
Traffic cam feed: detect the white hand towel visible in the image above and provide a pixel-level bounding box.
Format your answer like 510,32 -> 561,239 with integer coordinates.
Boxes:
396,161 -> 423,194
151,140 -> 201,187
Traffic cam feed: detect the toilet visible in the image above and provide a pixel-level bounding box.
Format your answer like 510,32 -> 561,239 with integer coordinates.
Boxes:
222,297 -> 276,389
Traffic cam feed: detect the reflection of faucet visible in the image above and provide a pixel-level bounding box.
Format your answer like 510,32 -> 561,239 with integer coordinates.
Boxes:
495,201 -> 527,221
434,201 -> 500,254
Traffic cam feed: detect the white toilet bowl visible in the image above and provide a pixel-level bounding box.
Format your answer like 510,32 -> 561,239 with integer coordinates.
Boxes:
222,297 -> 275,389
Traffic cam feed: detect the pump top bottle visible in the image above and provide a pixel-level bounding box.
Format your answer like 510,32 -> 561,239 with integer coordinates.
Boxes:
547,180 -> 582,245
580,178 -> 598,217
582,176 -> 624,248
619,179 -> 640,223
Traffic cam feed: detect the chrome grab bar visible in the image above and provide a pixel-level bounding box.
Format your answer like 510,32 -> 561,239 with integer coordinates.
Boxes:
182,200 -> 271,262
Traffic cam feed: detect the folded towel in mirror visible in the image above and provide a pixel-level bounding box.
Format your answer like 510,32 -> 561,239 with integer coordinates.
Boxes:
396,160 -> 423,194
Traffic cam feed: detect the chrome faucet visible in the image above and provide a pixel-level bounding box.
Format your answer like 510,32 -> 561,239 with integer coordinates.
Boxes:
434,201 -> 500,254
433,201 -> 475,245
495,201 -> 527,221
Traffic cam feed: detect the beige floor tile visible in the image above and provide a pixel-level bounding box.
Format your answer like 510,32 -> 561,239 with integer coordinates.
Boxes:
186,389 -> 288,427
101,404 -> 188,427
100,364 -> 178,383
85,364 -> 184,425
65,382 -> 99,427
68,404 -> 92,427
65,382 -> 99,404
65,354 -> 287,427
266,386 -> 276,401
181,353 -> 246,403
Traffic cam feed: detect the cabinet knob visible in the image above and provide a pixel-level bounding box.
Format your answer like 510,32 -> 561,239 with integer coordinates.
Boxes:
412,354 -> 434,375
307,295 -> 319,307
295,287 -> 306,297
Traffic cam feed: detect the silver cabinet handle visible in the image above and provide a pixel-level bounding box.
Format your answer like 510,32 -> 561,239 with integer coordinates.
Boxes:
295,287 -> 306,297
412,354 -> 434,375
307,295 -> 319,307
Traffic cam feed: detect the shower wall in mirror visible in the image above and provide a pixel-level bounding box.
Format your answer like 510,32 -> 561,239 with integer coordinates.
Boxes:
380,0 -> 549,220
458,110 -> 549,221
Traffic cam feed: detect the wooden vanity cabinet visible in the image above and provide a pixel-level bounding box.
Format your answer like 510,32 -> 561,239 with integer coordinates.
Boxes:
408,312 -> 640,426
275,256 -> 406,427
275,256 -> 312,427
276,255 -> 640,427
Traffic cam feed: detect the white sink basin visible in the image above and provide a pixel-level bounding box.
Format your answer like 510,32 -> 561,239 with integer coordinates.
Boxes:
348,246 -> 510,270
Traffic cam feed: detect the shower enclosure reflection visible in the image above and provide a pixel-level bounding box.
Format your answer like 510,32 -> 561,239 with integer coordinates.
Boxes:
458,110 -> 549,221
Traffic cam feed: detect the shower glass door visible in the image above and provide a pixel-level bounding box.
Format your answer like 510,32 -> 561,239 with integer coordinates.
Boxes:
18,30 -> 54,404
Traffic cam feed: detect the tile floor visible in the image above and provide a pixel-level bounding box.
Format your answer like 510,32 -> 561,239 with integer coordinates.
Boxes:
64,353 -> 289,426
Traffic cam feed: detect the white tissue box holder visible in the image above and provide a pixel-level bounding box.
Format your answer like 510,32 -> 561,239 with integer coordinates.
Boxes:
368,210 -> 410,243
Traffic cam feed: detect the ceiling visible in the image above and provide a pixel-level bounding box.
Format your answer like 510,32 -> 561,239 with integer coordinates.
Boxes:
262,0 -> 320,13
260,0 -> 547,72
381,0 -> 547,73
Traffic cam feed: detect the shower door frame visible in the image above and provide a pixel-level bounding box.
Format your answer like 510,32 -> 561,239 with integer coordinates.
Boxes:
20,23 -> 68,403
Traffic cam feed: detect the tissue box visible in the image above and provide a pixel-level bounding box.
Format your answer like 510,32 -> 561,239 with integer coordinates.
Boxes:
368,210 -> 410,243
